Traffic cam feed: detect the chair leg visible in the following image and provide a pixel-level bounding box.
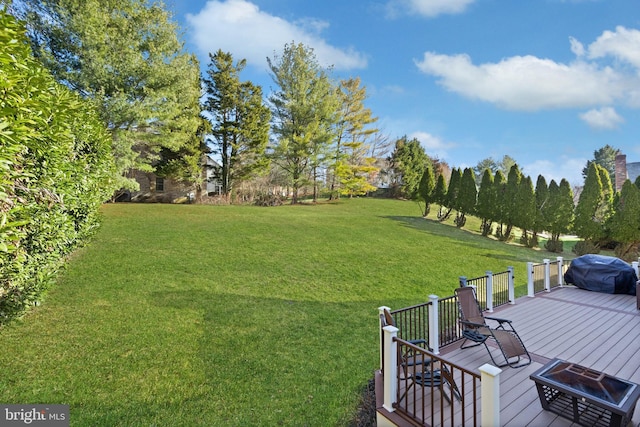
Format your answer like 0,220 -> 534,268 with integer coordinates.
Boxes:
440,365 -> 462,402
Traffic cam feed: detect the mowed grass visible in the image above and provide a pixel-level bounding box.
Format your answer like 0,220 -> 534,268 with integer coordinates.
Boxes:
0,198 -> 566,426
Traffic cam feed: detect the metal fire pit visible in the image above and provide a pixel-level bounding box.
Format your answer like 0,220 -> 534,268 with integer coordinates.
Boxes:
530,359 -> 640,427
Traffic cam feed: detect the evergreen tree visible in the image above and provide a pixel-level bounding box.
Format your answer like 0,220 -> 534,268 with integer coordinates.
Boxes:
498,164 -> 522,241
545,179 -> 574,252
574,162 -> 607,249
268,42 -> 339,204
433,174 -> 449,221
473,158 -> 499,186
517,175 -> 536,247
330,77 -> 378,199
156,116 -> 211,201
582,144 -> 620,184
597,163 -> 614,238
533,175 -> 549,247
493,170 -> 507,238
610,180 -> 640,260
445,168 -> 462,215
417,163 -> 436,217
204,50 -> 271,201
388,136 -> 429,199
454,168 -> 477,228
19,0 -> 203,191
476,169 -> 495,236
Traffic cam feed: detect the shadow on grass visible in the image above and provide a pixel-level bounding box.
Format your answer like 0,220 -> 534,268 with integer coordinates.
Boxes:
150,289 -> 384,426
382,215 -> 528,264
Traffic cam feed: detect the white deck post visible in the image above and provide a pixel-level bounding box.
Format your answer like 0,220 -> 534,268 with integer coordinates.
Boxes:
557,257 -> 564,287
527,262 -> 535,297
378,306 -> 391,370
480,363 -> 502,427
508,266 -> 515,304
486,271 -> 494,312
382,325 -> 399,412
543,258 -> 551,292
428,294 -> 439,355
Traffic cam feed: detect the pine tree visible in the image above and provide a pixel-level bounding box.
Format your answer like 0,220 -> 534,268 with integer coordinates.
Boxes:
388,137 -> 429,199
204,50 -> 271,201
433,174 -> 449,221
532,175 -> 549,247
610,180 -> 640,260
545,179 -> 574,252
268,43 -> 339,204
454,168 -> 477,228
574,162 -> 607,248
581,144 -> 620,183
418,164 -> 436,217
476,169 -> 495,236
493,170 -> 507,238
19,0 -> 203,191
445,168 -> 462,215
498,164 -> 522,241
517,175 -> 536,247
330,77 -> 378,199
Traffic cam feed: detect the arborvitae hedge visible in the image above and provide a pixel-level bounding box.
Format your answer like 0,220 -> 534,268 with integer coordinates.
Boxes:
0,11 -> 116,324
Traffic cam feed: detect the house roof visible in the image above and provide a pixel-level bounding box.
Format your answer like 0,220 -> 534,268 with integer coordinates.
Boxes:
627,161 -> 640,184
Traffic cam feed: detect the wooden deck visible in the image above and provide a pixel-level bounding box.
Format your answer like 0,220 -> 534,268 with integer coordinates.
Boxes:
443,285 -> 640,426
378,285 -> 640,426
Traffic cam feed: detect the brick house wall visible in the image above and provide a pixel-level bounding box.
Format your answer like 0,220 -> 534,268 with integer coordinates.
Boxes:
124,155 -> 222,203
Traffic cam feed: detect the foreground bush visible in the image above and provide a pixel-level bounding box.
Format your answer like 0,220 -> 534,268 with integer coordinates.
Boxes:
0,11 -> 116,323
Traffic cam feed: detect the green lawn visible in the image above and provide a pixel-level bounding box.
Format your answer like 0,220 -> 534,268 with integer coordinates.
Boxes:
0,198 -> 570,426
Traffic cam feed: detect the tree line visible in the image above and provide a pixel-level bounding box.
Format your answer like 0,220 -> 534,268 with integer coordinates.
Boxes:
388,138 -> 640,261
9,0 -> 384,205
205,45 -> 381,204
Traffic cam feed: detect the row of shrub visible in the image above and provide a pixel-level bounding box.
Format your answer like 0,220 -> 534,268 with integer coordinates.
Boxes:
0,12 -> 116,324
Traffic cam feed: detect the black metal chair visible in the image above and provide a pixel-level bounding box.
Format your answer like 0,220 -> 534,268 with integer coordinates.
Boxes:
381,309 -> 461,403
455,286 -> 531,368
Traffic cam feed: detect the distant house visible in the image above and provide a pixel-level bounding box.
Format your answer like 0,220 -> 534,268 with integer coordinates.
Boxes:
203,155 -> 223,196
123,155 -> 222,203
614,154 -> 640,192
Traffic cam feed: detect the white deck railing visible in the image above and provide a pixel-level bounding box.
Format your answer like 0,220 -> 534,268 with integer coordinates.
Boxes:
378,256 -> 640,426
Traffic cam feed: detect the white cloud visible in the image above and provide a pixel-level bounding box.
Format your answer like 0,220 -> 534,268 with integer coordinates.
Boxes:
579,107 -> 625,129
386,0 -> 476,18
569,37 -> 585,57
587,26 -> 640,69
415,26 -> 640,116
409,131 -> 454,160
186,0 -> 367,71
415,52 -> 626,111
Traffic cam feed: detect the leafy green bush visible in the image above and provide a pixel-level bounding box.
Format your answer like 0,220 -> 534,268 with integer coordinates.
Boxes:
544,239 -> 563,253
572,240 -> 599,256
0,11 -> 116,323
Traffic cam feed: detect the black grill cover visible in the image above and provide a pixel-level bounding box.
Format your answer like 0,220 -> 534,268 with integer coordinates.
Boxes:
564,254 -> 638,295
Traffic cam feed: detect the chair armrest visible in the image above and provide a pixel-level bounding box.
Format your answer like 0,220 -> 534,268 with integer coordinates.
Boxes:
485,316 -> 512,324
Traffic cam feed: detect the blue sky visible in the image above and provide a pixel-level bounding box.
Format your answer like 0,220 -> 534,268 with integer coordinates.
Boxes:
167,0 -> 640,186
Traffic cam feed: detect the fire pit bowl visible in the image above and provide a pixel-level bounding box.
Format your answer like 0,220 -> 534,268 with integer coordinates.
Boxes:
530,359 -> 640,427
